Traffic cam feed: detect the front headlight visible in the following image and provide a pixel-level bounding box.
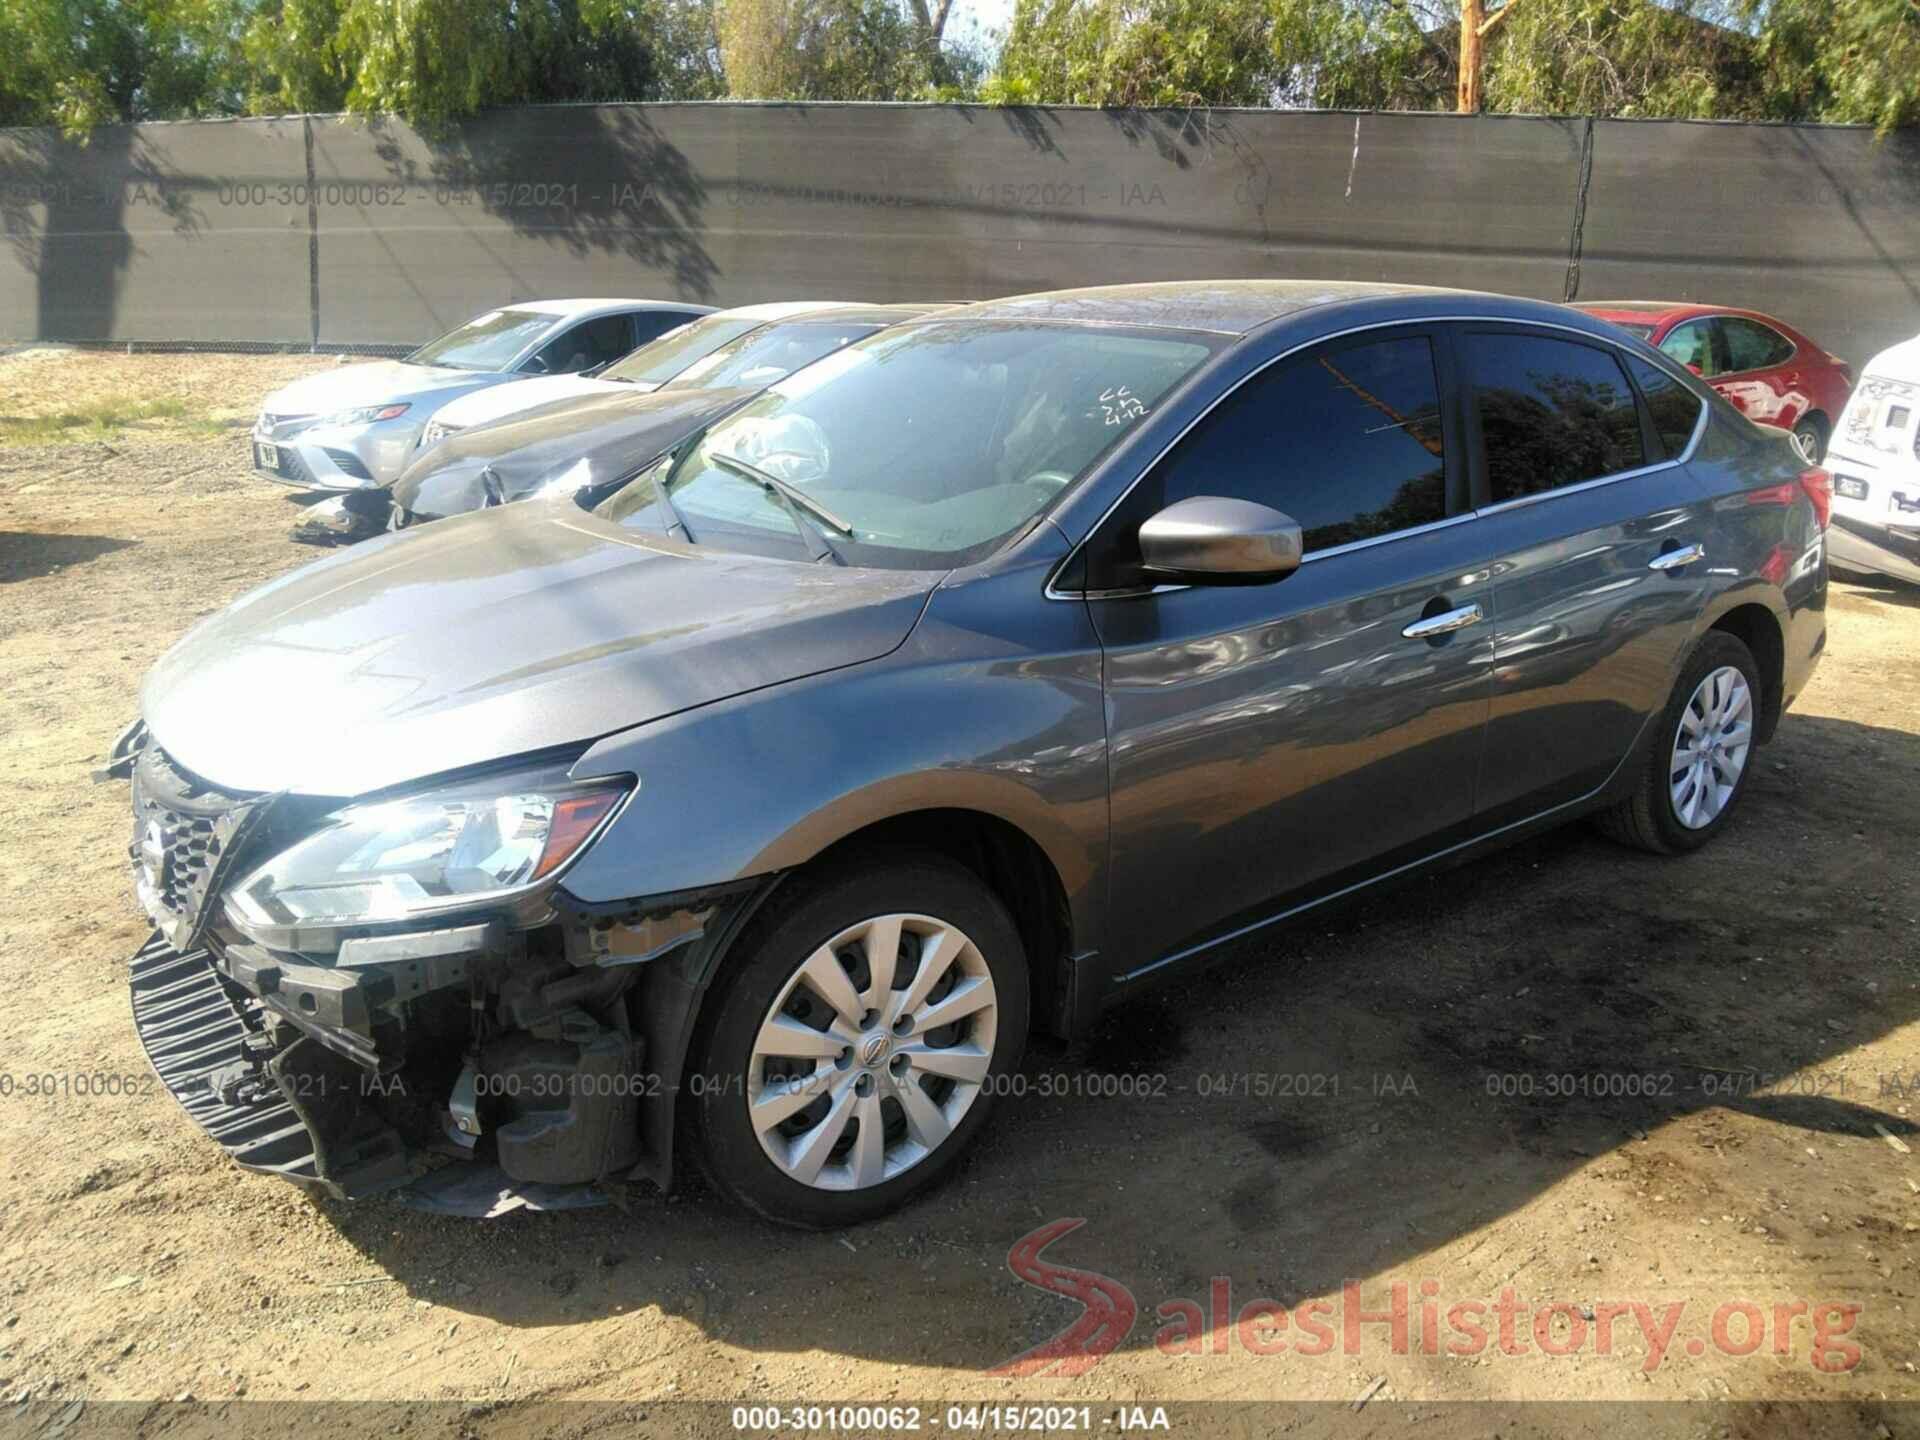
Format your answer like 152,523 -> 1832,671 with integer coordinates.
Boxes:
226,766 -> 631,934
326,402 -> 411,428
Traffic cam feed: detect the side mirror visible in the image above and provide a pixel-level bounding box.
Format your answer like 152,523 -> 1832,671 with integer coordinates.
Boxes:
1138,496 -> 1303,585
1685,362 -> 1704,376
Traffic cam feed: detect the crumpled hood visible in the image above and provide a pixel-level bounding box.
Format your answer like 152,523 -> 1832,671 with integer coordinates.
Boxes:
263,359 -> 496,416
142,501 -> 935,797
393,386 -> 754,518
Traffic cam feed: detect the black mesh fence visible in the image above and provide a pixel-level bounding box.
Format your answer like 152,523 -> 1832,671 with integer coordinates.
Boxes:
2,104 -> 1916,366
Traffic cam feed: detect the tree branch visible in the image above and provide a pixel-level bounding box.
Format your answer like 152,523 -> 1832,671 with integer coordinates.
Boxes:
1478,0 -> 1516,39
1380,0 -> 1456,69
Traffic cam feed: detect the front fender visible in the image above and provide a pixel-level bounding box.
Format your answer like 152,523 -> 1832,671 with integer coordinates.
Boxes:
557,536 -> 1110,957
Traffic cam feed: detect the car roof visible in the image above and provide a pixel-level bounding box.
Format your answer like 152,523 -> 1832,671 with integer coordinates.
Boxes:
509,298 -> 713,319
943,280 -> 1464,336
714,300 -> 867,322
1574,300 -> 1799,333
768,303 -> 948,324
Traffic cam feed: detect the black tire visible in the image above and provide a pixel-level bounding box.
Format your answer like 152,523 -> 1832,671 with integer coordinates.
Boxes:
686,853 -> 1029,1228
1792,415 -> 1827,464
1596,631 -> 1762,855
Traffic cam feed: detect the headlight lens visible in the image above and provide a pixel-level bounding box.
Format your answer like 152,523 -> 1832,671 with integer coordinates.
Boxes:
327,402 -> 411,428
226,767 -> 630,931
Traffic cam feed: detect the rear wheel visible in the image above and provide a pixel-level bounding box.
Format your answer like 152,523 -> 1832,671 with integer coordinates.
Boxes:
1597,631 -> 1761,855
1791,415 -> 1827,464
687,855 -> 1029,1228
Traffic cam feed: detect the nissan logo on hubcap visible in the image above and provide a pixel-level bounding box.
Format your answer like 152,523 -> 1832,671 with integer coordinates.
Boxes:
859,1033 -> 891,1067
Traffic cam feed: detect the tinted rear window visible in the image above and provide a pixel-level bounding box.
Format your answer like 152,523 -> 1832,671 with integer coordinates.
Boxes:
1465,332 -> 1645,502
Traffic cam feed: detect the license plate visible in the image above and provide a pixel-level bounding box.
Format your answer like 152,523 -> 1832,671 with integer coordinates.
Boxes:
254,440 -> 279,470
1833,475 -> 1868,501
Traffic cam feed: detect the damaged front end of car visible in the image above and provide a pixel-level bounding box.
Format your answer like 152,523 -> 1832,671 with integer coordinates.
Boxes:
109,724 -> 762,1207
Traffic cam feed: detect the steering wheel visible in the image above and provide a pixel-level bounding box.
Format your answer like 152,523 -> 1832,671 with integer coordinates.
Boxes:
1024,470 -> 1075,493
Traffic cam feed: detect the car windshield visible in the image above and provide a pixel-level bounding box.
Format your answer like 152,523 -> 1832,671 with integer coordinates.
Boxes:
601,314 -> 764,385
661,320 -> 885,392
408,309 -> 554,371
595,321 -> 1216,569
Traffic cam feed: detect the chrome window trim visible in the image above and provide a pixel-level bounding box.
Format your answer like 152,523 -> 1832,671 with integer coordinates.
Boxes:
1046,313 -> 1708,601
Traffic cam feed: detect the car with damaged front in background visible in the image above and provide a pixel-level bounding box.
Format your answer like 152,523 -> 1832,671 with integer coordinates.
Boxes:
110,281 -> 1828,1228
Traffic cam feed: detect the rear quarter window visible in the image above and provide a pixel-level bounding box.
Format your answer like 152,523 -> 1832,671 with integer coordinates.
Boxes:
1625,355 -> 1704,459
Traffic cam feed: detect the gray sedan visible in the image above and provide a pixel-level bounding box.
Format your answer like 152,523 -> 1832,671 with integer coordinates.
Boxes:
113,281 -> 1827,1228
250,298 -> 711,491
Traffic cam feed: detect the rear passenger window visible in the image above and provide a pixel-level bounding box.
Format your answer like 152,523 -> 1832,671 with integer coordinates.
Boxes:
1084,335 -> 1449,588
1722,317 -> 1795,373
1626,355 -> 1703,459
1465,332 -> 1645,503
629,312 -> 689,348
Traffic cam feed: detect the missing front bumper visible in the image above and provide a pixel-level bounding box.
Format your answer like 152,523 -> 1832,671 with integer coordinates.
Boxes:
128,931 -> 410,1200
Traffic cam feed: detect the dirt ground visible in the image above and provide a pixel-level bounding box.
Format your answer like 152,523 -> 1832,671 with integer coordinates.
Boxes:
1,348 -> 1917,1437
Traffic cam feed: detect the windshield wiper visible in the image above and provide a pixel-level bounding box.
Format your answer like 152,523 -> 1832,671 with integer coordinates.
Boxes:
652,471 -> 696,542
706,450 -> 852,564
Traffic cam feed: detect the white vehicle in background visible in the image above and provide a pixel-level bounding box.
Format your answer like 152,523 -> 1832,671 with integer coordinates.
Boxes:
1826,333 -> 1920,585
250,298 -> 710,490
414,300 -> 855,449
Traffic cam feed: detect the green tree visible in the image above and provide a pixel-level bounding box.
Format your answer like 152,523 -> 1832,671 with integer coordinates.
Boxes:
715,0 -> 950,99
0,0 -> 248,131
987,0 -> 1919,130
985,0 -> 1274,106
1743,0 -> 1920,132
251,0 -> 688,126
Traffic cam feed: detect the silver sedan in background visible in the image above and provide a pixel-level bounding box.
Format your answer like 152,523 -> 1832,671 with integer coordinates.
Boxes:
249,298 -> 711,491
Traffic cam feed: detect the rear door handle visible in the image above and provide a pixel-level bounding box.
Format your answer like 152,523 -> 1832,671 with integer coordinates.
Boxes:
1648,544 -> 1706,571
1402,603 -> 1484,640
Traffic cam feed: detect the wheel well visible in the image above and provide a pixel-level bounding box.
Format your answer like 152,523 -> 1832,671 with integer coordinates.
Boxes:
810,809 -> 1074,1038
1710,604 -> 1786,743
1797,409 -> 1829,437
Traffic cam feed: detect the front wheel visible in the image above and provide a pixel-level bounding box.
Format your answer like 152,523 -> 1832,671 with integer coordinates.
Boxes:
687,855 -> 1029,1228
1597,631 -> 1761,855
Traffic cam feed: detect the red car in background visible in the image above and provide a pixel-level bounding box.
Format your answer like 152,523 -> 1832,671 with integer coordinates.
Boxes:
1574,301 -> 1854,462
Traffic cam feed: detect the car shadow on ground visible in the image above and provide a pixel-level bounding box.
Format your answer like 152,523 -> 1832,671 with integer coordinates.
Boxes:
322,711 -> 1920,1375
0,531 -> 136,583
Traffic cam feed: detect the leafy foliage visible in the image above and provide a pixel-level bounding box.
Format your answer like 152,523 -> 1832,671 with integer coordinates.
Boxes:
0,0 -> 249,129
716,0 -> 937,99
0,0 -> 1914,131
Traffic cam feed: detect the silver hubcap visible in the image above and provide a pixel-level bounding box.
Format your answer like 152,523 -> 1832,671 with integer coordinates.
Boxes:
1792,428 -> 1819,463
1671,665 -> 1752,829
748,913 -> 998,1191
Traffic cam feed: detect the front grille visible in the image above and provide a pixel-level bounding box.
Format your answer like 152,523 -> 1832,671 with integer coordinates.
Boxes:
130,745 -> 260,949
321,447 -> 374,480
269,447 -> 316,486
128,932 -> 323,1185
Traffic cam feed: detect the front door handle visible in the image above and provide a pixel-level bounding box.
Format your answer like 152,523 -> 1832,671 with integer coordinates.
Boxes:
1402,602 -> 1484,640
1648,543 -> 1706,571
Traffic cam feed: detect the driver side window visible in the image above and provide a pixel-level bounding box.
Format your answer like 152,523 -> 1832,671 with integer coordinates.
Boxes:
1084,334 -> 1450,590
530,314 -> 635,374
